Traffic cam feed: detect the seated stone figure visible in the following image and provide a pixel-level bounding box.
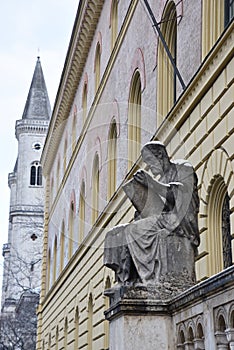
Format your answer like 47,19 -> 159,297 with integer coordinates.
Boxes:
104,142 -> 200,291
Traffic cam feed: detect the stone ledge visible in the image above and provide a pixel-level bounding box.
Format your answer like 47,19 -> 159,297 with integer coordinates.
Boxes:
105,266 -> 234,321
105,292 -> 170,321
169,265 -> 234,312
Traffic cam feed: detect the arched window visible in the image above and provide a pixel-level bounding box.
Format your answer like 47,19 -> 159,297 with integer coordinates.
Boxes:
87,294 -> 93,350
221,193 -> 232,269
92,154 -> 100,224
82,83 -> 88,124
47,249 -> 51,291
68,201 -> 75,259
64,317 -> 68,349
30,161 -> 42,186
128,70 -> 141,169
60,221 -> 65,272
196,322 -> 205,348
55,326 -> 59,350
107,121 -> 117,199
177,329 -> 185,349
225,0 -> 234,27
53,236 -> 57,283
197,323 -> 204,339
74,306 -> 79,349
208,176 -> 232,275
56,159 -> 60,190
188,327 -> 194,342
48,334 -> 51,350
110,0 -> 118,49
50,177 -> 54,207
72,107 -> 77,152
94,42 -> 101,93
104,277 -> 111,350
217,314 -> 226,332
202,0 -> 234,58
63,139 -> 67,174
157,1 -> 177,123
79,181 -> 86,243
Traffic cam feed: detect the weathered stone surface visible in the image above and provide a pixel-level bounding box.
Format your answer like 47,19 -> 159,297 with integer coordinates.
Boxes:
104,142 -> 200,298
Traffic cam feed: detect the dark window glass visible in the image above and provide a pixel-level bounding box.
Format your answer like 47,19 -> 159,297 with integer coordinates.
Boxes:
30,162 -> 42,186
222,193 -> 232,268
30,166 -> 36,185
225,0 -> 234,27
37,166 -> 42,186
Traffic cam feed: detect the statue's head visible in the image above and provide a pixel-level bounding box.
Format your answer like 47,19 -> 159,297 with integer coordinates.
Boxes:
141,141 -> 170,176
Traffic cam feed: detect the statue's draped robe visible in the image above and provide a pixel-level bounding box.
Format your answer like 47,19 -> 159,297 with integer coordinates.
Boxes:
104,162 -> 199,284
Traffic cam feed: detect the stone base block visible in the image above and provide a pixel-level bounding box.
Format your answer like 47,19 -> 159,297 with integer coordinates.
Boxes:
105,297 -> 173,350
110,313 -> 173,350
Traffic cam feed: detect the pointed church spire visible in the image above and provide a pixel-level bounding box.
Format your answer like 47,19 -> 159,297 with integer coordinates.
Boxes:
22,57 -> 51,120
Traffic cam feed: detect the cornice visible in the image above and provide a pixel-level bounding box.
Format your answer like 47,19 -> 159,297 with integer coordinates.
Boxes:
15,119 -> 49,139
9,205 -> 44,217
47,0 -> 139,218
42,0 -> 105,174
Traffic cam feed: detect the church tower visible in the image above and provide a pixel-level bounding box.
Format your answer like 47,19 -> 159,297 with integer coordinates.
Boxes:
1,57 -> 51,312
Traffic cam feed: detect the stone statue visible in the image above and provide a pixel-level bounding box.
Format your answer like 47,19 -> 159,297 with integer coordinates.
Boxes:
104,142 -> 200,297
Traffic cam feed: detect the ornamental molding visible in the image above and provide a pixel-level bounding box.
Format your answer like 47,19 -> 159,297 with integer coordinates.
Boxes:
42,0 -> 105,173
9,205 -> 44,217
15,119 -> 49,139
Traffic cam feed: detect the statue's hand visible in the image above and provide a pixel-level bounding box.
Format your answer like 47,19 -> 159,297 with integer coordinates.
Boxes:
133,170 -> 151,187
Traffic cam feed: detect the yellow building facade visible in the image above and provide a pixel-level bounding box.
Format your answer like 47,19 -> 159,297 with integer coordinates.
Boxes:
37,1 -> 234,349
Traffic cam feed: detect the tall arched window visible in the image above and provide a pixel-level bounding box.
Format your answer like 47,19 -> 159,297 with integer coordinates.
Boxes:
110,0 -> 118,49
74,306 -> 79,349
94,42 -> 101,93
63,139 -> 67,174
56,159 -> 60,190
79,181 -> 86,243
53,236 -> 57,283
202,0 -> 234,58
50,177 -> 54,208
202,1 -> 224,58
68,201 -> 75,259
225,0 -> 234,27
104,277 -> 111,350
157,1 -> 177,124
55,326 -> 59,350
107,121 -> 117,199
64,318 -> 68,349
92,154 -> 100,224
47,249 -> 51,291
60,221 -> 65,272
128,70 -> 141,169
48,334 -> 51,350
72,107 -> 77,152
30,161 -> 42,186
87,294 -> 93,350
208,176 -> 232,275
82,83 -> 88,124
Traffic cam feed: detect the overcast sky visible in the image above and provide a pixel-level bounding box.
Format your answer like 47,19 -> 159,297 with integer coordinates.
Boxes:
0,0 -> 78,296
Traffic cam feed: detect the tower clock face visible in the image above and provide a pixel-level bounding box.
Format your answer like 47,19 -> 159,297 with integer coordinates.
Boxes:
32,142 -> 42,151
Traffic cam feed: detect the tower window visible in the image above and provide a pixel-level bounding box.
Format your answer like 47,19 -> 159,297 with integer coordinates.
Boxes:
30,161 -> 42,186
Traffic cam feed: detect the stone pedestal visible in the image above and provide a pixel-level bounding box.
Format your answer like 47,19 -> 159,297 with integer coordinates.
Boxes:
105,286 -> 173,350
